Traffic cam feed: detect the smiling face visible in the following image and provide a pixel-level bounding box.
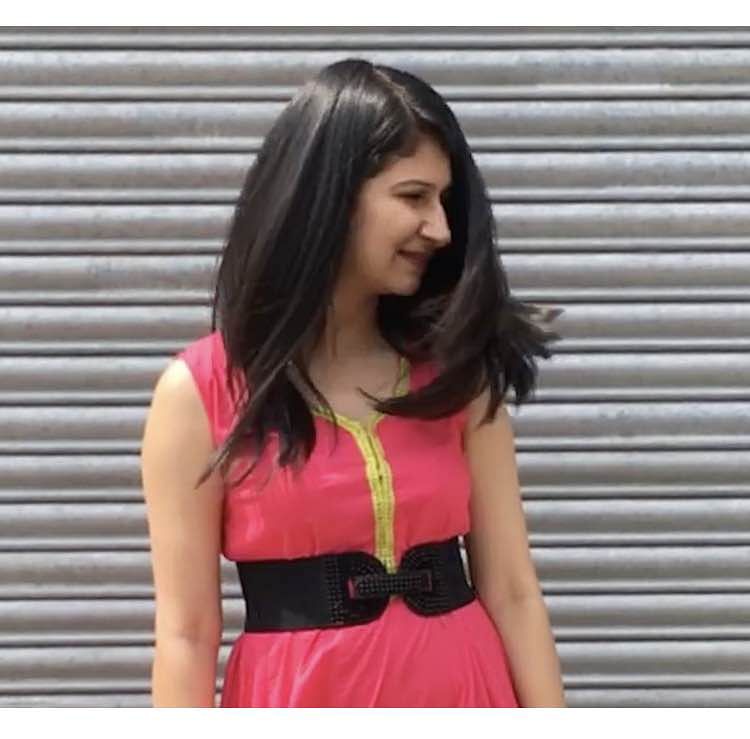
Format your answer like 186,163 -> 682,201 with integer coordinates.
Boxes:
338,132 -> 453,297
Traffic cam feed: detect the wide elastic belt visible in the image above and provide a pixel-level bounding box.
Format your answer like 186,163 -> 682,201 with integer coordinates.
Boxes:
236,536 -> 476,632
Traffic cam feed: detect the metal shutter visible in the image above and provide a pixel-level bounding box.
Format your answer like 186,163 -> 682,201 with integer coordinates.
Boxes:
1,26 -> 748,708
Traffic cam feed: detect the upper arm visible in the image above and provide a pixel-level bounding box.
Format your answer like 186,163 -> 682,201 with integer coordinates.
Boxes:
140,357 -> 224,647
463,388 -> 542,610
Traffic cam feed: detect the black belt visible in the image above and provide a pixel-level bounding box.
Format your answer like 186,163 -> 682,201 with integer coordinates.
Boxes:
236,536 -> 476,632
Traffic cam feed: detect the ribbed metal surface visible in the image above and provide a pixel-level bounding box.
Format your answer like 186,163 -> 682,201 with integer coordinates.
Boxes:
1,27 -> 748,708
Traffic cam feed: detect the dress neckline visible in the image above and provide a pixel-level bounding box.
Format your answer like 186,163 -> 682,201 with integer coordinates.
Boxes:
310,355 -> 411,431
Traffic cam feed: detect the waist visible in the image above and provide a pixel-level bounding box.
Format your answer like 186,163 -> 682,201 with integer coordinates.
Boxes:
236,535 -> 476,632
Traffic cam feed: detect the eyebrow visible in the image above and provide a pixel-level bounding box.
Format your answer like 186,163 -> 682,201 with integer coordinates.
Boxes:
394,179 -> 452,193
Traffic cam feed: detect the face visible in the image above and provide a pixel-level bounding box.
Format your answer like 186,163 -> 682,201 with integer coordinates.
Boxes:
339,133 -> 453,297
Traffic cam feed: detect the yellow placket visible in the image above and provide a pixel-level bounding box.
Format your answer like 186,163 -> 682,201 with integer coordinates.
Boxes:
310,357 -> 410,574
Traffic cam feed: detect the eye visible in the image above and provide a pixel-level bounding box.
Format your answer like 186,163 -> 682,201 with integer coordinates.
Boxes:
401,192 -> 425,201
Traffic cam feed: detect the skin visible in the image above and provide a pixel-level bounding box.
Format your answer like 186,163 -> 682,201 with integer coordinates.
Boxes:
141,359 -> 223,707
463,391 -> 567,706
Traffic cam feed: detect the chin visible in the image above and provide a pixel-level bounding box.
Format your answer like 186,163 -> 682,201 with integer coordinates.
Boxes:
387,280 -> 422,296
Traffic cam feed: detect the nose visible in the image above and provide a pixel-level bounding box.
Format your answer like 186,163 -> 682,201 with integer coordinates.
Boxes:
419,200 -> 451,249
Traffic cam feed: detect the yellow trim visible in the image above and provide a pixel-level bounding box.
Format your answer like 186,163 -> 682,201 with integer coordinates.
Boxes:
311,356 -> 410,573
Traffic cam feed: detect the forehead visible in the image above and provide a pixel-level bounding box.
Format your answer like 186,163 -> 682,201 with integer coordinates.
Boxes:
376,135 -> 451,185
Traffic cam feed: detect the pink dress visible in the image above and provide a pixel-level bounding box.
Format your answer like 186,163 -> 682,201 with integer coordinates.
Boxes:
175,330 -> 519,707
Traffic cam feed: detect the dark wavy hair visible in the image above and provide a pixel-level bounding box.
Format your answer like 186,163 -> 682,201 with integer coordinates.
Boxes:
193,57 -> 561,490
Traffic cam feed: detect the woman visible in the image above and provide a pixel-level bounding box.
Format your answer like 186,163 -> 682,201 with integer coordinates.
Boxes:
140,58 -> 565,707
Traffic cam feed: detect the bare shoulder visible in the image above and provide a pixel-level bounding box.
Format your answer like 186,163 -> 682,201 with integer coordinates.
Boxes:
140,357 -> 220,493
154,356 -> 202,406
464,385 -> 509,440
463,386 -> 516,479
461,387 -> 517,509
150,357 -> 211,432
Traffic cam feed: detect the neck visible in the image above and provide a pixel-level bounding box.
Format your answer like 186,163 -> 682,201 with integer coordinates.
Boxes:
307,287 -> 389,365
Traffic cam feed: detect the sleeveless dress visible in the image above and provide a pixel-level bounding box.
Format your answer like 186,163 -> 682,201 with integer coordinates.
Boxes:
175,330 -> 519,707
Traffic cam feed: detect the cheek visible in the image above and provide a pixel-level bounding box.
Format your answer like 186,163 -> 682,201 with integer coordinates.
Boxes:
346,199 -> 421,275
361,200 -> 420,247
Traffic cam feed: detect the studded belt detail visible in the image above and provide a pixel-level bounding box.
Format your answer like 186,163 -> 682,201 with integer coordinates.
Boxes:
236,535 -> 475,632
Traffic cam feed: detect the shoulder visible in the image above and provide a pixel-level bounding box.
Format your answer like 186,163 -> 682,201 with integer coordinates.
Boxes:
156,330 -> 227,450
465,385 -> 508,439
142,352 -> 216,465
156,331 -> 223,421
172,330 -> 233,395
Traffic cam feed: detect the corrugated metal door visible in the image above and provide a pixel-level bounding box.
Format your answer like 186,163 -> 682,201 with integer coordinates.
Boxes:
1,27 -> 748,707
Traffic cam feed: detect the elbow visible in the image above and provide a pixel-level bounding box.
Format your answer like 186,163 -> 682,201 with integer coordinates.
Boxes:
154,617 -> 223,653
475,576 -> 544,614
154,602 -> 223,650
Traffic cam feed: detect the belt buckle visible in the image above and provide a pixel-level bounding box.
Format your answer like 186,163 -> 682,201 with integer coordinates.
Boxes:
329,551 -> 391,626
347,568 -> 433,600
328,539 -> 474,625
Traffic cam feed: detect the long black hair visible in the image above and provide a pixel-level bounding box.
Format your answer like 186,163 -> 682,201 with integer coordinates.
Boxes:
194,57 -> 561,490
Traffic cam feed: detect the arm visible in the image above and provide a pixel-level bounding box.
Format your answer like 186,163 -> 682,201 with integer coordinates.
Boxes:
463,388 -> 566,708
140,358 -> 224,707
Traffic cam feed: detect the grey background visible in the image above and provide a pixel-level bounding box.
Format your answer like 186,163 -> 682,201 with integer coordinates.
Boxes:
1,26 -> 749,707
